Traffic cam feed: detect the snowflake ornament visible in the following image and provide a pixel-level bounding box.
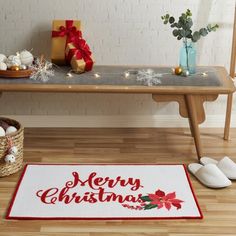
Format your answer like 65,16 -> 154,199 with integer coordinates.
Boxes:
136,69 -> 162,86
29,57 -> 54,82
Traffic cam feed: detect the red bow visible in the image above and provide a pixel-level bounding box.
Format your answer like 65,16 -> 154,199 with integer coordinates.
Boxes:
74,37 -> 93,71
66,37 -> 93,71
74,37 -> 92,57
52,20 -> 81,44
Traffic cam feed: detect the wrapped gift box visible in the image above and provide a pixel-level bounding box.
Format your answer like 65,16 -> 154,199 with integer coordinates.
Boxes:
51,20 -> 81,65
66,42 -> 94,73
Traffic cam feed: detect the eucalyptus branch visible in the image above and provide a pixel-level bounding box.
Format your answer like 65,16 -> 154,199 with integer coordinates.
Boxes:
161,9 -> 219,43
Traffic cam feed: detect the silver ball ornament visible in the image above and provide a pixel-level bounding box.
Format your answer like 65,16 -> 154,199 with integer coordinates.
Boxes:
183,70 -> 190,77
20,64 -> 27,70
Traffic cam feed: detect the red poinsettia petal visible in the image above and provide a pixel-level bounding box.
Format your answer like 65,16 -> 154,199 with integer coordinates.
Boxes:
150,200 -> 160,205
170,199 -> 184,204
172,202 -> 182,209
157,202 -> 164,209
148,194 -> 161,205
148,194 -> 160,201
155,189 -> 165,197
164,202 -> 172,211
164,192 -> 176,200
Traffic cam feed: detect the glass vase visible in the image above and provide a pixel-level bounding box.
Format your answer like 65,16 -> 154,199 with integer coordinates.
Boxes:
179,40 -> 196,74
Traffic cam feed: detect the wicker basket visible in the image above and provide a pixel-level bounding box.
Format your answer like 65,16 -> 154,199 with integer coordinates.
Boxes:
0,118 -> 24,177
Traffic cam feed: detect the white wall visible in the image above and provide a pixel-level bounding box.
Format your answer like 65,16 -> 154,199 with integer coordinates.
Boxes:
0,0 -> 235,127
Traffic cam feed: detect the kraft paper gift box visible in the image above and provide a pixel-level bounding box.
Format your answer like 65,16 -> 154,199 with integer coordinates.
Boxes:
65,41 -> 94,74
51,20 -> 81,65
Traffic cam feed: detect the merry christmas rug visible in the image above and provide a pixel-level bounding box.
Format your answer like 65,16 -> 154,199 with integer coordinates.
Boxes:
6,164 -> 202,220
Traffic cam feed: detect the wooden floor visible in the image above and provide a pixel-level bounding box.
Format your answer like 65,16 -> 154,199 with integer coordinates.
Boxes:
1,128 -> 236,236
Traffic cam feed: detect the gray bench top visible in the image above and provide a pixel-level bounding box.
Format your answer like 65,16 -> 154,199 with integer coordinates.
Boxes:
0,66 -> 222,87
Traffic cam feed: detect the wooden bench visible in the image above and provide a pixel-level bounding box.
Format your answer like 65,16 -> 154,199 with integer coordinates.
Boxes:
0,65 -> 235,159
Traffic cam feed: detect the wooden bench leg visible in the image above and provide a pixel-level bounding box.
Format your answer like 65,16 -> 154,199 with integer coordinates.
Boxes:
185,95 -> 203,160
152,94 -> 218,160
224,93 -> 233,140
188,118 -> 194,137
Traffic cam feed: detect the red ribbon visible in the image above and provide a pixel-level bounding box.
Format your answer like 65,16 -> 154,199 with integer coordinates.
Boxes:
52,20 -> 81,44
66,37 -> 93,71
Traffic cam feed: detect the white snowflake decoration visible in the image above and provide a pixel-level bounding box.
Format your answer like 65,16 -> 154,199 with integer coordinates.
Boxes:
136,69 -> 162,86
29,58 -> 54,82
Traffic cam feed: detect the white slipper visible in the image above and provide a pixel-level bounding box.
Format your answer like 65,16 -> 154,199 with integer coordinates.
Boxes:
188,163 -> 232,188
200,156 -> 236,180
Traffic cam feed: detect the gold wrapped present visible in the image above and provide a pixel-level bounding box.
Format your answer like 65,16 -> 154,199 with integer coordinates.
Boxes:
51,20 -> 81,65
65,40 -> 94,73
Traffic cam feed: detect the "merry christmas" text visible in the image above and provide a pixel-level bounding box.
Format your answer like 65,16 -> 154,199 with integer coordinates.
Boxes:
36,171 -> 144,205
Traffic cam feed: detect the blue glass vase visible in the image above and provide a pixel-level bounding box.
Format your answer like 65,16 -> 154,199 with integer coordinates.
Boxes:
179,40 -> 196,74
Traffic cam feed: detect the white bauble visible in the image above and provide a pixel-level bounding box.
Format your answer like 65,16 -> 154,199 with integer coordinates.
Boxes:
20,64 -> 27,70
0,54 -> 7,63
20,50 -> 34,66
6,126 -> 17,135
4,154 -> 16,164
9,146 -> 18,155
0,127 -> 5,137
6,55 -> 21,68
0,62 -> 7,70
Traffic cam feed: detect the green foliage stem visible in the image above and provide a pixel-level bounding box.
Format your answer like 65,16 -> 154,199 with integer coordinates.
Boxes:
161,9 -> 219,43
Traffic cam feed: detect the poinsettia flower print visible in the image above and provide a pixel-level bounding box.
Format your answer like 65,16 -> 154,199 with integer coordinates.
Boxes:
148,189 -> 184,211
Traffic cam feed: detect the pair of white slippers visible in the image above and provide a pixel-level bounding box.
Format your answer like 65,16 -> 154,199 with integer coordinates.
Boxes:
188,156 -> 236,188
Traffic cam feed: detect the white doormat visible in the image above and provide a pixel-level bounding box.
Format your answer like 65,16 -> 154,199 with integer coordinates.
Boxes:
7,164 -> 202,220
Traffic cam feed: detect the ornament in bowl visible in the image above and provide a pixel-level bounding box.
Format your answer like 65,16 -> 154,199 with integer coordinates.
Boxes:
0,50 -> 34,78
0,54 -> 7,70
0,54 -> 7,63
19,50 -> 34,66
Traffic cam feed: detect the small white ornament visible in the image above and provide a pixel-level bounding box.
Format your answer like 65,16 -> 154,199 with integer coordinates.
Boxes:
4,154 -> 16,164
183,70 -> 190,77
0,54 -> 7,63
20,64 -> 27,70
9,146 -> 18,155
0,62 -> 7,70
0,127 -> 5,136
6,55 -> 21,68
6,126 -> 17,135
20,50 -> 34,66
